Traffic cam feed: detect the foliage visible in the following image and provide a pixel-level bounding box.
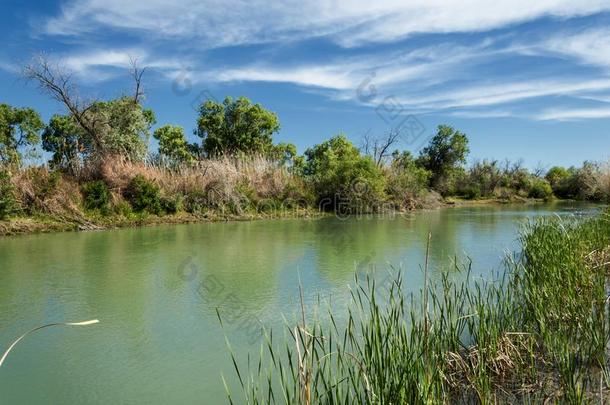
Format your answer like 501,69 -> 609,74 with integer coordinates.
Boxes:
545,163 -> 601,200
153,125 -> 196,166
545,166 -> 570,190
417,125 -> 470,193
386,151 -> 431,207
527,177 -> 553,199
301,134 -> 386,212
42,114 -> 85,172
268,142 -> 297,164
123,175 -> 162,214
196,96 -> 280,156
82,180 -> 110,212
0,170 -> 18,219
0,103 -> 44,167
84,97 -> 156,162
160,195 -> 182,214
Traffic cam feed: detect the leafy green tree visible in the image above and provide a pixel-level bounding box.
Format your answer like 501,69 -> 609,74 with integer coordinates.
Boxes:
196,96 -> 280,156
268,142 -> 297,164
26,58 -> 155,163
301,134 -> 386,211
387,150 -> 431,206
546,166 -> 569,187
153,125 -> 196,165
86,97 -> 156,162
417,125 -> 470,193
0,104 -> 44,166
42,115 -> 86,171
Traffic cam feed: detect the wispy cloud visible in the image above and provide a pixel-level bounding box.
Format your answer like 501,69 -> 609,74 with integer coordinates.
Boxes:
25,1 -> 610,122
536,106 -> 610,120
44,49 -> 184,83
0,60 -> 19,74
42,0 -> 610,48
542,27 -> 610,68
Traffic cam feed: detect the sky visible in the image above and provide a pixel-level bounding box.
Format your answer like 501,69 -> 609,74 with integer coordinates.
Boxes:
1,0 -> 610,168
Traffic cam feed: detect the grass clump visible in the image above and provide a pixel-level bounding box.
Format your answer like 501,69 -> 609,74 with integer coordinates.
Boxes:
225,211 -> 610,404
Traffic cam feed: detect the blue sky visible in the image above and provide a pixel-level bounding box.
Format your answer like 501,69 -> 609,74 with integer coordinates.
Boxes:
2,0 -> 610,168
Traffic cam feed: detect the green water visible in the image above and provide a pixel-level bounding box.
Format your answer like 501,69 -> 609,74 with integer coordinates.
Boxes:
0,203 -> 601,403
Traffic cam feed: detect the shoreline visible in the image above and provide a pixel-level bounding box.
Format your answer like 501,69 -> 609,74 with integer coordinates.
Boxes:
0,197 -> 569,237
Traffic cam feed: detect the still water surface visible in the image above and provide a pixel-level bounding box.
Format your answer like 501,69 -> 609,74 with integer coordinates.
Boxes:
0,203 -> 600,403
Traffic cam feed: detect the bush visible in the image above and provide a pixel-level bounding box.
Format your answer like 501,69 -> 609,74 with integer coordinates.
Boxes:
82,180 -> 110,212
301,135 -> 386,213
528,178 -> 553,199
0,170 -> 18,219
160,195 -> 182,214
124,175 -> 162,214
386,151 -> 431,207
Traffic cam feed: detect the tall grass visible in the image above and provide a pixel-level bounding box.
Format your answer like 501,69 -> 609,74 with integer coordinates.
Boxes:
224,211 -> 610,403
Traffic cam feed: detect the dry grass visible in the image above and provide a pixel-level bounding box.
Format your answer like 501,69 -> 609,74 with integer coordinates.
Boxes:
94,155 -> 300,201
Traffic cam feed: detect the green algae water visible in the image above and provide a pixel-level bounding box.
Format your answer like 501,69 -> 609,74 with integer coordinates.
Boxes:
0,203 -> 601,403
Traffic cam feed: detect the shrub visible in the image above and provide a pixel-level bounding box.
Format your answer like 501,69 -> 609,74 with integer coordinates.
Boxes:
528,178 -> 553,199
0,170 -> 18,219
112,201 -> 131,216
160,195 -> 182,214
301,134 -> 386,212
82,180 -> 110,212
124,175 -> 162,214
386,151 -> 431,207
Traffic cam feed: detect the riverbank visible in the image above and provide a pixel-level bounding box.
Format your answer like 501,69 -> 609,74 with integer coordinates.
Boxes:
228,210 -> 610,403
0,197 -> 556,237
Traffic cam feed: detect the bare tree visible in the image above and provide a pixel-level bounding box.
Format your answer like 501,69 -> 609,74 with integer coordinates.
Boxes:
532,161 -> 548,178
129,57 -> 146,104
23,55 -> 102,149
361,128 -> 401,167
23,54 -> 148,156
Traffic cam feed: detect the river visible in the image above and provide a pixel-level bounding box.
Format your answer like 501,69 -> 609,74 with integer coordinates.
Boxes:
0,202 -> 601,403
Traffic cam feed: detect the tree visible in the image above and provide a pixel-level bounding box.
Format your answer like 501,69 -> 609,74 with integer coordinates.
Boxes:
387,150 -> 431,206
196,96 -> 280,156
361,129 -> 401,167
0,103 -> 44,167
25,56 -> 154,163
546,166 -> 569,187
268,142 -> 297,165
153,125 -> 196,165
42,114 -> 85,172
79,96 -> 155,162
301,134 -> 386,211
417,125 -> 469,192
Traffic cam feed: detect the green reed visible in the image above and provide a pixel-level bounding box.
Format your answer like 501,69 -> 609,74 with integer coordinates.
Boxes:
223,211 -> 610,404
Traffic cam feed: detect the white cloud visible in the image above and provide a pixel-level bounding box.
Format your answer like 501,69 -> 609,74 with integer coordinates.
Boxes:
43,0 -> 610,48
399,78 -> 610,109
0,60 -> 19,74
536,106 -> 610,120
33,2 -> 610,122
46,49 -> 184,83
542,27 -> 610,68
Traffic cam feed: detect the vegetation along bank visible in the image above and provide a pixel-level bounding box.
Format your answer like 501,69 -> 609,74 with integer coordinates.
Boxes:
1,58 -> 609,235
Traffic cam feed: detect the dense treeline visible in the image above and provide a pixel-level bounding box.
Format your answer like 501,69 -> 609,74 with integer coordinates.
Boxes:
0,59 -> 608,230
